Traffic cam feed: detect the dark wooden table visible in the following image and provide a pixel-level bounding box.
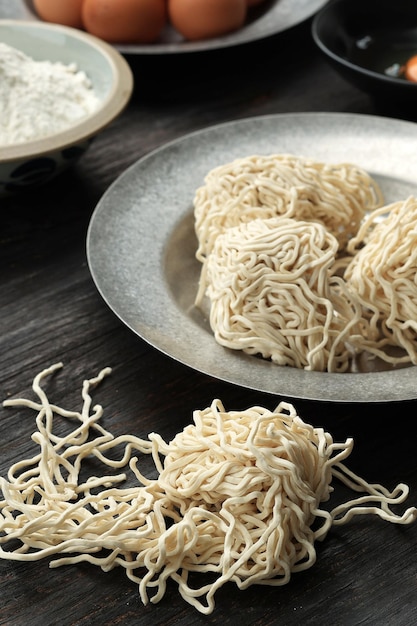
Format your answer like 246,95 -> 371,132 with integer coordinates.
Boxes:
1,12 -> 417,626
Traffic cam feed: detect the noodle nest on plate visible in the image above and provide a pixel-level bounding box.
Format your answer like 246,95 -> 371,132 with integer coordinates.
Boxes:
1,365 -> 415,614
194,154 -> 417,372
344,196 -> 417,365
196,216 -> 366,373
194,153 -> 383,260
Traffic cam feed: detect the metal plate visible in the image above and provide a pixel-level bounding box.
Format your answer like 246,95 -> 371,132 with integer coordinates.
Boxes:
7,0 -> 328,55
87,112 -> 417,403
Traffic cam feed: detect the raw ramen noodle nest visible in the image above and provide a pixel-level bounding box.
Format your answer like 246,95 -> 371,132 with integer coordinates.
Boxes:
344,195 -> 417,365
194,154 -> 383,260
0,364 -> 415,615
196,216 -> 367,372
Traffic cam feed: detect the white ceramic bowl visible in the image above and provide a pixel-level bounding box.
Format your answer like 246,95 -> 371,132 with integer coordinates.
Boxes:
0,20 -> 134,196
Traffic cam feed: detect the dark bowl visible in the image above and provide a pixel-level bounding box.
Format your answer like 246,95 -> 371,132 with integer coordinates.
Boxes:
311,0 -> 417,103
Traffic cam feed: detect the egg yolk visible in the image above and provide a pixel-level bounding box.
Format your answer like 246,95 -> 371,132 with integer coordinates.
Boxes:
404,54 -> 417,82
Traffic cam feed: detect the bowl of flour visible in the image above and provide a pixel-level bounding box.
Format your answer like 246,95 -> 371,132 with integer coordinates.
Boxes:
0,20 -> 134,196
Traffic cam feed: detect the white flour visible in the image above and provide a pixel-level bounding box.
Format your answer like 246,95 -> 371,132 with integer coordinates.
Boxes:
0,42 -> 101,146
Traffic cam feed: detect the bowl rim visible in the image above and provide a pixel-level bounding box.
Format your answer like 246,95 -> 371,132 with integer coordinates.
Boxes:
0,19 -> 134,163
311,0 -> 417,93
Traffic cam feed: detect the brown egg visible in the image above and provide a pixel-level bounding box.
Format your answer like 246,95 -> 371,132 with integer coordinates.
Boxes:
82,0 -> 167,43
168,0 -> 247,41
33,0 -> 84,28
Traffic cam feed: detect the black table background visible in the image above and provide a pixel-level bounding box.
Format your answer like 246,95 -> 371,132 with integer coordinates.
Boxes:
1,15 -> 417,626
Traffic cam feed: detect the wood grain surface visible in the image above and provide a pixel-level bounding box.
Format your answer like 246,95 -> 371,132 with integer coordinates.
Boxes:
1,11 -> 417,626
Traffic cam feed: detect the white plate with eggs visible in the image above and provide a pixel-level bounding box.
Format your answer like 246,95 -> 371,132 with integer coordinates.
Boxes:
4,0 -> 328,54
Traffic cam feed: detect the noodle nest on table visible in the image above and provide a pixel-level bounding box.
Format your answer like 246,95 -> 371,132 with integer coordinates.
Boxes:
1,365 -> 415,614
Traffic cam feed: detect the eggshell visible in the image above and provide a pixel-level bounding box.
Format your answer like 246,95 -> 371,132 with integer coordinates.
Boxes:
168,0 -> 247,41
33,0 -> 84,28
82,0 -> 167,43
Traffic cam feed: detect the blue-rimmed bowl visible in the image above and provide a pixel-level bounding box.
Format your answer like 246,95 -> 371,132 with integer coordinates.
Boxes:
0,20 -> 133,197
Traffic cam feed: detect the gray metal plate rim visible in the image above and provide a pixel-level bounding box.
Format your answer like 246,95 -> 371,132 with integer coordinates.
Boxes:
87,112 -> 417,403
